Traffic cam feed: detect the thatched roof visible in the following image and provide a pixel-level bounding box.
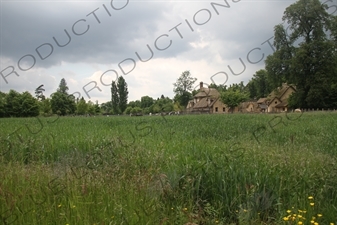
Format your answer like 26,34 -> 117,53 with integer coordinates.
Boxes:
257,98 -> 268,104
194,88 -> 220,98
193,97 -> 217,109
267,83 -> 296,101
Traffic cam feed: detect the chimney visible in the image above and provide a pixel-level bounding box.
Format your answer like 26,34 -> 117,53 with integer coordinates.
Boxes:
200,82 -> 203,89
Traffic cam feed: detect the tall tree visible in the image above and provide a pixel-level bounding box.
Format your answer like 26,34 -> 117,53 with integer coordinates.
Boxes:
57,78 -> 69,94
265,0 -> 337,108
51,78 -> 76,115
117,76 -> 128,114
173,71 -> 197,107
35,84 -> 45,101
76,97 -> 88,115
111,81 -> 119,114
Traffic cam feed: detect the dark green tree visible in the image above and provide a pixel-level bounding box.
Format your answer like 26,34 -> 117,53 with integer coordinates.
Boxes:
57,78 -> 69,94
76,97 -> 88,115
0,92 -> 6,117
111,81 -> 119,114
4,90 -> 21,117
265,0 -> 337,108
35,84 -> 45,101
173,71 -> 197,107
20,91 -> 39,117
51,79 -> 76,115
140,96 -> 154,108
117,76 -> 128,114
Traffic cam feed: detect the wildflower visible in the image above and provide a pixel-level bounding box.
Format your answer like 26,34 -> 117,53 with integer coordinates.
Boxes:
283,217 -> 289,221
287,210 -> 292,213
310,203 -> 315,206
311,221 -> 315,224
183,208 -> 188,211
298,222 -> 303,225
215,220 -> 219,224
308,196 -> 314,200
317,214 -> 322,217
58,204 -> 62,208
298,215 -> 303,218
330,223 -> 334,225
314,223 -> 319,225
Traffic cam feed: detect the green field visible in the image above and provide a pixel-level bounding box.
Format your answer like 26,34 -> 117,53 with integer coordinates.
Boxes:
0,112 -> 336,225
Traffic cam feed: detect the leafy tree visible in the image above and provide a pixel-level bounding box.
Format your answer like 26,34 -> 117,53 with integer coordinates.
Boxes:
140,96 -> 154,108
35,84 -> 45,101
124,106 -> 133,114
4,90 -> 21,117
174,92 -> 192,109
131,107 -> 142,114
111,76 -> 129,114
220,89 -> 248,113
246,70 -> 272,99
117,76 -> 128,113
40,98 -> 52,116
173,71 -> 197,107
265,0 -> 337,108
51,79 -> 76,115
57,78 -> 69,94
111,81 -> 119,114
76,97 -> 88,115
87,100 -> 96,115
0,92 -> 6,117
50,92 -> 76,115
20,91 -> 39,117
94,101 -> 101,114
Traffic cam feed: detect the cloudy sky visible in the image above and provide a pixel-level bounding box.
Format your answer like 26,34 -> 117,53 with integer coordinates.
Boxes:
1,0 -> 336,103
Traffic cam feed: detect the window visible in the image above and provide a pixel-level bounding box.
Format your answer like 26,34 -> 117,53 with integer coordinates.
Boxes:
223,107 -> 226,112
275,101 -> 277,104
215,107 -> 218,112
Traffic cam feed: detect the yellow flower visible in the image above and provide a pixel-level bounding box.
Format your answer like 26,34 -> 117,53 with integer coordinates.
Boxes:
215,220 -> 219,224
330,223 -> 334,225
311,221 -> 315,224
283,217 -> 289,221
298,215 -> 303,218
58,204 -> 62,208
317,214 -> 322,217
308,196 -> 314,200
298,222 -> 303,225
287,210 -> 292,213
310,203 -> 315,206
314,223 -> 319,225
183,208 -> 188,211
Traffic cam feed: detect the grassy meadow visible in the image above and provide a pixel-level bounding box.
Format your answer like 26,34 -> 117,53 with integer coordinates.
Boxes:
0,112 -> 337,225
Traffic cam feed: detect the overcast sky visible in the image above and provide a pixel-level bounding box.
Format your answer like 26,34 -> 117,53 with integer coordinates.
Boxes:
1,0 -> 336,103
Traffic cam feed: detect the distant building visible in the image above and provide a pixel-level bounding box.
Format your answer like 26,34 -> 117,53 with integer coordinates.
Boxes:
240,83 -> 296,113
186,82 -> 238,113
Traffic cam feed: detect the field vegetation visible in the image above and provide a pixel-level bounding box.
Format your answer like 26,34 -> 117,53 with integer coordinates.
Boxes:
0,112 -> 336,225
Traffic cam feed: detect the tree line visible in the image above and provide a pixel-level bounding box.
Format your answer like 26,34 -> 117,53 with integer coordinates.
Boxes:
2,0 -> 337,117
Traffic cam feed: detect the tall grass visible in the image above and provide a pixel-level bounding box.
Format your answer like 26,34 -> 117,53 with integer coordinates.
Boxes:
0,112 -> 336,224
